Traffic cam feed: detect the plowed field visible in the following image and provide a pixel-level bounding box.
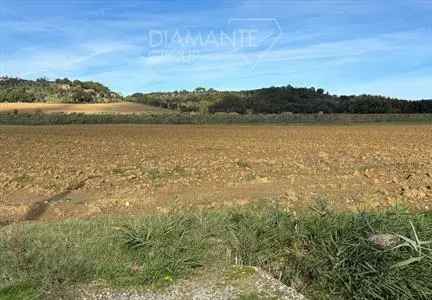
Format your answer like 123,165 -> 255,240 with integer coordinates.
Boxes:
0,102 -> 169,114
1,124 -> 432,224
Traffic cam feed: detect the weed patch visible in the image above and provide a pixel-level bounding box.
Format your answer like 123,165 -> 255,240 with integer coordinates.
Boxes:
1,204 -> 432,299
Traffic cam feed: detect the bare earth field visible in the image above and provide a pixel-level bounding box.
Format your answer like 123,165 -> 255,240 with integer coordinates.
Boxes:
1,124 -> 432,225
0,102 -> 169,114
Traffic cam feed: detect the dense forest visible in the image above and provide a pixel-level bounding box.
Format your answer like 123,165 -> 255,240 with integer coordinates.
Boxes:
127,86 -> 432,114
1,76 -> 432,113
0,77 -> 121,103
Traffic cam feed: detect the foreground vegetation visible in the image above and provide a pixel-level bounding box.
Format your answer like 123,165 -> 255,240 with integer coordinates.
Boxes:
1,202 -> 432,299
2,111 -> 432,125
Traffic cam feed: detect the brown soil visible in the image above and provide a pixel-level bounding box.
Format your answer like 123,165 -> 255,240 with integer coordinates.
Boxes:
1,124 -> 432,225
0,102 -> 169,114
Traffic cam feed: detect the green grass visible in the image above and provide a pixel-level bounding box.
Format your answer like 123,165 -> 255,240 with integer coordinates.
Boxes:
1,203 -> 432,299
122,214 -> 209,283
0,284 -> 40,300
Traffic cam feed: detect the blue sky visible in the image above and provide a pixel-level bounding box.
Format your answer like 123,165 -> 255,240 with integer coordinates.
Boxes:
0,0 -> 431,99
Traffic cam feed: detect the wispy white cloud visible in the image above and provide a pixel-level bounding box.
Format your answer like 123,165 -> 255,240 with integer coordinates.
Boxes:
0,40 -> 137,78
1,1 -> 431,98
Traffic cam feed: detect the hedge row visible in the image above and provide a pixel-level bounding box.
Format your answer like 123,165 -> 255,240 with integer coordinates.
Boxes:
1,112 -> 432,125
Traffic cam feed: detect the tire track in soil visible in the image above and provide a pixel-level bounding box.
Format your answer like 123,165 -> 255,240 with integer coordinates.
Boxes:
24,176 -> 100,221
0,176 -> 99,227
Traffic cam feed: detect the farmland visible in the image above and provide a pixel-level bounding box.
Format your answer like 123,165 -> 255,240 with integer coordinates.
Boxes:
0,102 -> 169,114
1,124 -> 432,225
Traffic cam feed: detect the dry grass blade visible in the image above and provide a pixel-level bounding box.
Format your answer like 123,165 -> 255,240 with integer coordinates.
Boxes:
391,256 -> 425,269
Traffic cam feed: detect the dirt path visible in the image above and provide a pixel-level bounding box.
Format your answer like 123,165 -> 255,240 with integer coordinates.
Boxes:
79,266 -> 305,300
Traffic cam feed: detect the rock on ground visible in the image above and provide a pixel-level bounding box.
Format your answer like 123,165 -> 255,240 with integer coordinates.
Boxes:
368,234 -> 400,250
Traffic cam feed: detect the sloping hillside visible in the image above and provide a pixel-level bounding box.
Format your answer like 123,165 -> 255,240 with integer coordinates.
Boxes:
128,86 -> 432,114
0,77 -> 122,103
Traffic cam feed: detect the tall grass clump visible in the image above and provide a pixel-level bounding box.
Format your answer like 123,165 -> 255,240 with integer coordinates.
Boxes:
301,210 -> 432,299
121,213 -> 210,283
220,205 -> 432,299
0,224 -> 96,299
223,205 -> 294,272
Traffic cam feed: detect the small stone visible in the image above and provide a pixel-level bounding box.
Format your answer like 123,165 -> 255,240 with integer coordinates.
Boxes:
283,190 -> 298,202
368,234 -> 400,250
255,176 -> 270,183
85,205 -> 102,216
404,189 -> 427,199
380,189 -> 389,196
318,151 -> 329,159
130,263 -> 142,273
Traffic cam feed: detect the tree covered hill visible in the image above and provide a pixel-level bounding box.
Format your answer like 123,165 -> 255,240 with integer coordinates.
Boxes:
127,86 -> 432,114
1,76 -> 431,114
0,77 -> 121,103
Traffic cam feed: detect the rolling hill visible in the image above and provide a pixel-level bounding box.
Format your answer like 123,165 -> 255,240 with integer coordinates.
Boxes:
0,77 -> 121,103
2,76 -> 432,114
128,86 -> 432,114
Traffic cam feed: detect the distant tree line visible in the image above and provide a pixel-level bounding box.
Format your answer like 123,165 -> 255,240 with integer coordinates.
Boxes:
0,77 -> 121,103
127,86 -> 432,114
2,77 -> 431,113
